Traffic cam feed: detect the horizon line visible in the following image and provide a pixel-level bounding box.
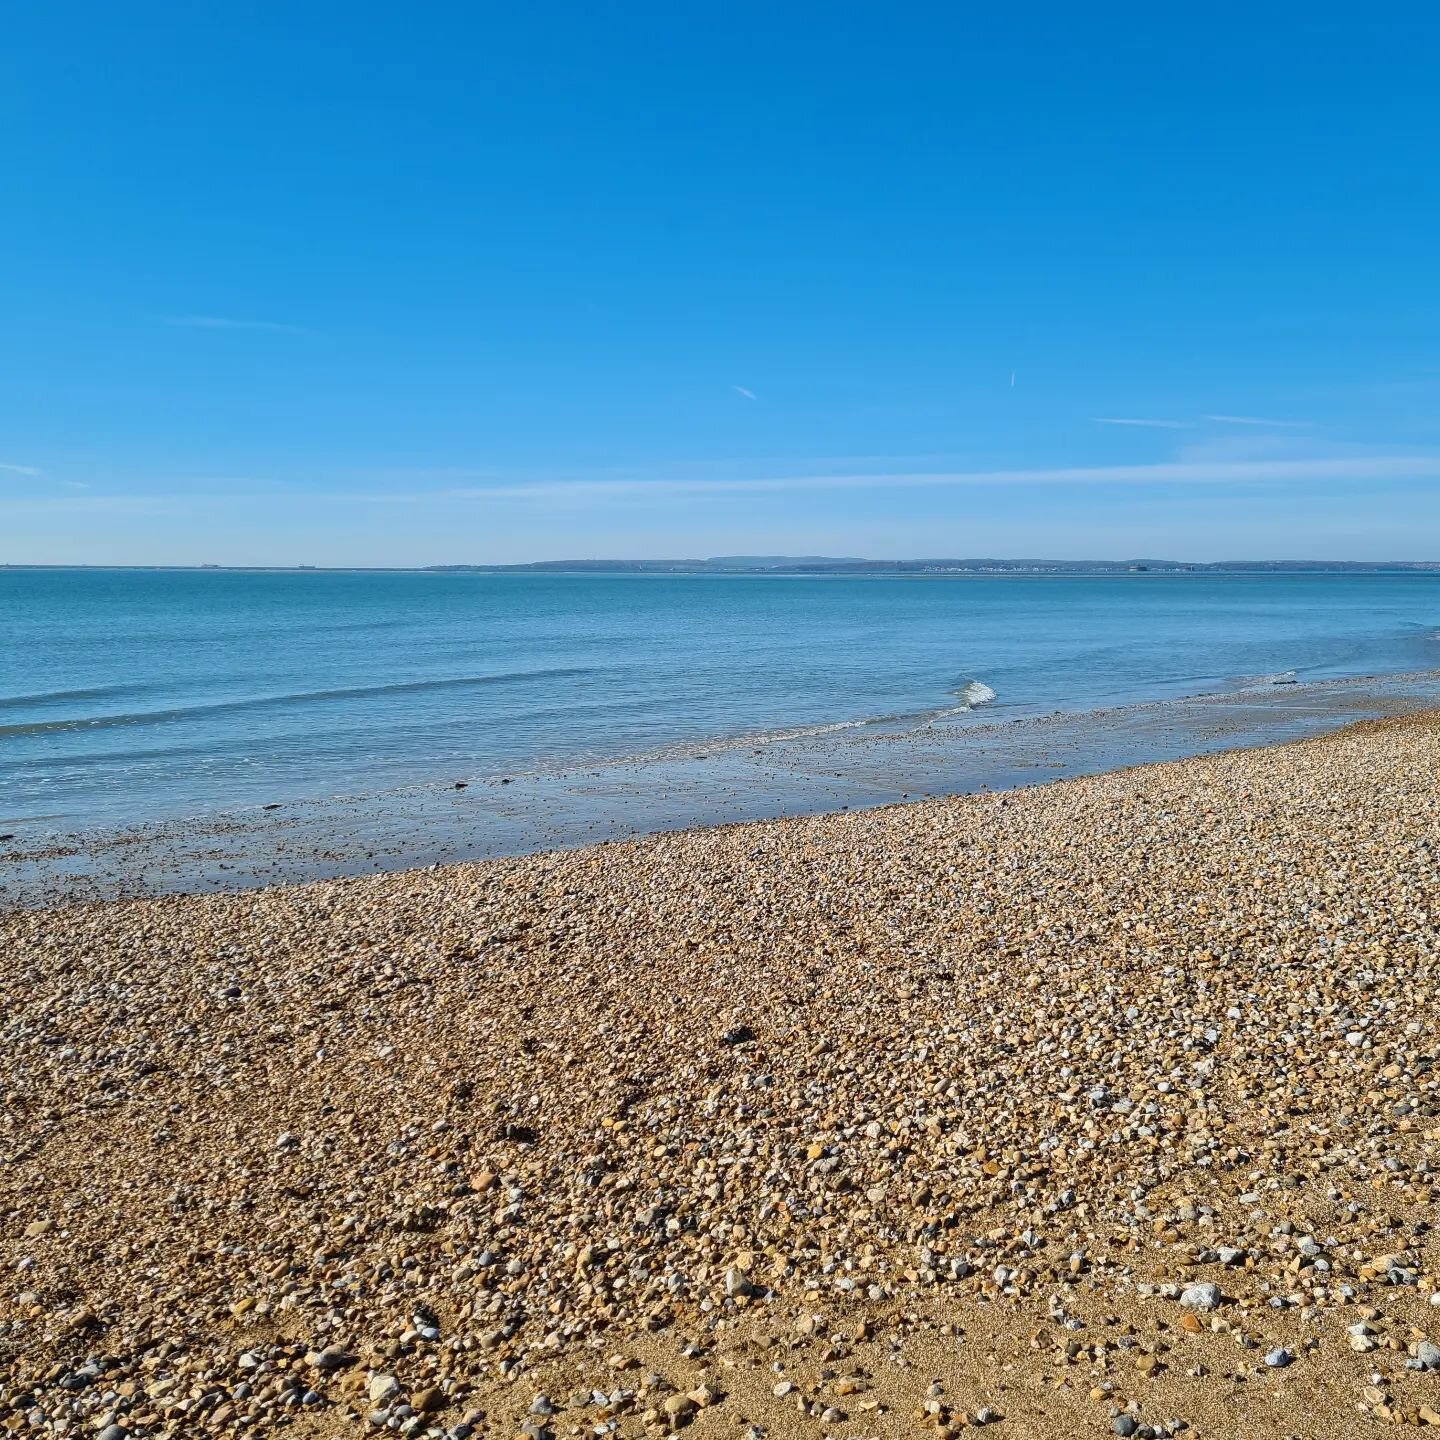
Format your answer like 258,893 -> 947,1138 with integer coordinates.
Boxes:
6,558 -> 1440,573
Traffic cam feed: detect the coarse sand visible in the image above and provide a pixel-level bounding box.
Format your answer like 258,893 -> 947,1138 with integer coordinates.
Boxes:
3,713 -> 1440,1439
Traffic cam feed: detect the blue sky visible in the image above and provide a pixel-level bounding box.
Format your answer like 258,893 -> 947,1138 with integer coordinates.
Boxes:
5,2 -> 1440,564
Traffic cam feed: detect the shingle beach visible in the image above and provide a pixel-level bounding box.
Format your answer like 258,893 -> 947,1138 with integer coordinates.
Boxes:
3,714 -> 1439,1440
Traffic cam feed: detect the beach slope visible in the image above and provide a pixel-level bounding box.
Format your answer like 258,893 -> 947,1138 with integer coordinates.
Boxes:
2,715 -> 1439,1439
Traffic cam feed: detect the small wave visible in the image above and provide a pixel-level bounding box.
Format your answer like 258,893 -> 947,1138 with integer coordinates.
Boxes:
921,704 -> 980,725
678,685 -> 1002,758
645,716 -> 882,761
0,683 -> 153,713
0,667 -> 601,739
745,683 -> 998,750
739,717 -> 877,747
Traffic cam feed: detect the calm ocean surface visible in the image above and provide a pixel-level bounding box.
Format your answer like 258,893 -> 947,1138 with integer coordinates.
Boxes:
3,567 -> 1439,831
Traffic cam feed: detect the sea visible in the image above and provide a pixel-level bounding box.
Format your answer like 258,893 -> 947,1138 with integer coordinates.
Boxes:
4,567 -> 1440,900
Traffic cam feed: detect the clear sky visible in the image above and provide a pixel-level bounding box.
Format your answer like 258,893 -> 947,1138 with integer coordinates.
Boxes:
5,2 -> 1440,565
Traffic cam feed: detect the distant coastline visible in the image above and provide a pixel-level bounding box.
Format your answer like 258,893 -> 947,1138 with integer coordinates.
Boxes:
5,556 -> 1440,575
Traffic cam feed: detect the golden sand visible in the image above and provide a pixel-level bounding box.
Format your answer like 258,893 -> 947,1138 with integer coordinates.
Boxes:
3,715 -> 1439,1439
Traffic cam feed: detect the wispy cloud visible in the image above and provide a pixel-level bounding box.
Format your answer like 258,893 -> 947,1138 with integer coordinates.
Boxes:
0,461 -> 42,476
1096,414 -> 1317,431
732,385 -> 757,400
25,456 -> 1437,515
369,454 -> 1440,505
162,315 -> 303,333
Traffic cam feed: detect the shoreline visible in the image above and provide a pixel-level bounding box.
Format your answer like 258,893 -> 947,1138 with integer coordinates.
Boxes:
6,666 -> 1440,910
2,714 -> 1439,1438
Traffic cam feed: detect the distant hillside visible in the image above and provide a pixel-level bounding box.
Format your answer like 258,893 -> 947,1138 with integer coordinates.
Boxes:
704,555 -> 867,567
18,559 -> 1434,576
424,557 -> 1440,575
425,555 -> 865,573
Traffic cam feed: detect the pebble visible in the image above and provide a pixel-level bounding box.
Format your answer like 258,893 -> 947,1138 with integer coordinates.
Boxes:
1179,1283 -> 1221,1311
662,1394 -> 696,1424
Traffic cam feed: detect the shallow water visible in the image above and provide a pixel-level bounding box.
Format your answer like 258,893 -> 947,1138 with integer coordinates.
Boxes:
6,668 -> 1440,908
5,567 -> 1440,835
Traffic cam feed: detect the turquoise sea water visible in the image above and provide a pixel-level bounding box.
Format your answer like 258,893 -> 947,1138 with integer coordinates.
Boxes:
3,568 -> 1440,832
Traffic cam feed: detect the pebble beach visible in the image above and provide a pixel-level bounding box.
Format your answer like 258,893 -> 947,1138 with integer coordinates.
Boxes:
3,713 -> 1440,1440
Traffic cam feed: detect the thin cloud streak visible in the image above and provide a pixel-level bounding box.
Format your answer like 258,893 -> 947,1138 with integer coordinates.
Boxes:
401,455 -> 1440,504
1093,417 -> 1193,429
0,462 -> 42,476
26,457 -> 1438,511
732,385 -> 757,400
1206,414 -> 1313,428
163,315 -> 303,333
